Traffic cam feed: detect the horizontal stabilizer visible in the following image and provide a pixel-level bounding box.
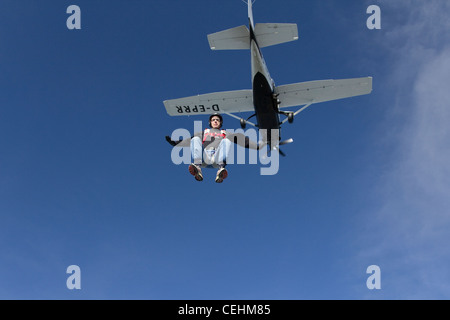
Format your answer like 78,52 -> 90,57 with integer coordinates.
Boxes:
254,23 -> 298,48
207,23 -> 298,50
207,25 -> 250,50
275,77 -> 373,108
164,90 -> 254,116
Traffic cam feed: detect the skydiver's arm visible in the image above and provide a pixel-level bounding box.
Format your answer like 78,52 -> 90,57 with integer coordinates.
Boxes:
165,135 -> 179,146
226,133 -> 260,150
165,132 -> 203,147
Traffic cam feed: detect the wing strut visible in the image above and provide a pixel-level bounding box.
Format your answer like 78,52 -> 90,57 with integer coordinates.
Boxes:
224,112 -> 257,128
280,102 -> 314,125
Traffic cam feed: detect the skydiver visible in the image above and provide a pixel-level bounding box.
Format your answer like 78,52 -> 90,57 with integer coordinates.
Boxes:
165,113 -> 261,183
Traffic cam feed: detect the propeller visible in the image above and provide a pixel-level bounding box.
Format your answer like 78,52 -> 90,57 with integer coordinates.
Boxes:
279,138 -> 293,146
261,138 -> 293,157
276,138 -> 293,156
270,145 -> 286,157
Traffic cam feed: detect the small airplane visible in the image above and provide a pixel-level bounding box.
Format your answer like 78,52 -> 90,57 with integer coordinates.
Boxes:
163,1 -> 372,156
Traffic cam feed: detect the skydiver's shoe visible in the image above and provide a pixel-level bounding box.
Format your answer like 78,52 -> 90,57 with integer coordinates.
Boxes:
188,164 -> 203,181
215,167 -> 228,183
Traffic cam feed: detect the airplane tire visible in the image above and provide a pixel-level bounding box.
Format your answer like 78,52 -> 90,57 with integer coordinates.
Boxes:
288,112 -> 294,123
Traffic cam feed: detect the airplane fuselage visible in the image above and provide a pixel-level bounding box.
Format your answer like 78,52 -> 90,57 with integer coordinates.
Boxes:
248,8 -> 280,147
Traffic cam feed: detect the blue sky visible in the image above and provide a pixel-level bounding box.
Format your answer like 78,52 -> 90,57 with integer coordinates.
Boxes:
1,0 -> 449,299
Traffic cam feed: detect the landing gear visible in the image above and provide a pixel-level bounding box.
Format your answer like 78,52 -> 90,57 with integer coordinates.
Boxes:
240,113 -> 256,129
278,110 -> 295,124
240,118 -> 246,129
287,112 -> 294,124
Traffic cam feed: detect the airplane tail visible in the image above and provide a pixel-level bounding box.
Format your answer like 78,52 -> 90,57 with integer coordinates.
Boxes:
207,1 -> 298,50
207,23 -> 298,51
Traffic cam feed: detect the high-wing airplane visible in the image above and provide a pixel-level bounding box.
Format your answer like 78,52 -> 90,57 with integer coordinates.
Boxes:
163,1 -> 372,155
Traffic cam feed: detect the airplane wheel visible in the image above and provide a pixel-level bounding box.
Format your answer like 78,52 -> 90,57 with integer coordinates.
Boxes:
240,119 -> 246,129
288,112 -> 294,123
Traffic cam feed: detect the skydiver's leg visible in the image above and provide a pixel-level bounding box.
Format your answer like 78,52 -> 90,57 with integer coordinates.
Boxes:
190,136 -> 203,165
216,138 -> 232,166
214,138 -> 231,183
189,136 -> 203,181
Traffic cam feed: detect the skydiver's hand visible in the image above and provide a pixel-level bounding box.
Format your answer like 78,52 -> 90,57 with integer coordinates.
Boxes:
165,135 -> 178,146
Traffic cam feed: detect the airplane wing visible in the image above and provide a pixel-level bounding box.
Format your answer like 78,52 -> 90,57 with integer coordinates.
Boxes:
164,90 -> 254,116
275,77 -> 372,108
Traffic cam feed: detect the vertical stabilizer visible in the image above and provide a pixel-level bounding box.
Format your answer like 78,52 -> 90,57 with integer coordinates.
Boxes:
248,0 -> 255,30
